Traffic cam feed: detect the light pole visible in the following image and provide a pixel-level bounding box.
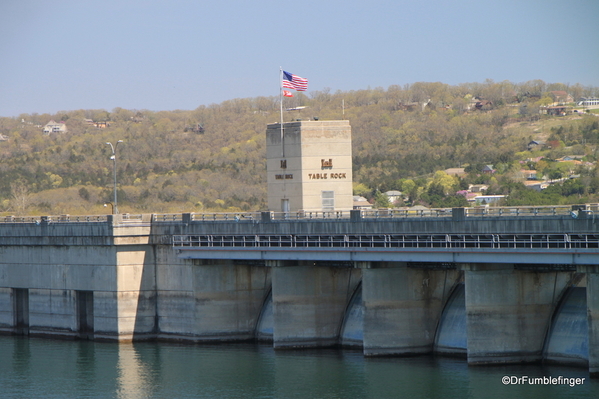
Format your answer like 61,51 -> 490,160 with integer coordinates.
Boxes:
106,140 -> 123,214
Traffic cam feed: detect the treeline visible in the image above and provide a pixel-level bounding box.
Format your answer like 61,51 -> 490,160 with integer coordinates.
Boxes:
0,79 -> 598,214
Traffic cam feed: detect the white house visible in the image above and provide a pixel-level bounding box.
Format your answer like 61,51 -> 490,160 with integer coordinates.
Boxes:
384,190 -> 403,204
42,120 -> 68,134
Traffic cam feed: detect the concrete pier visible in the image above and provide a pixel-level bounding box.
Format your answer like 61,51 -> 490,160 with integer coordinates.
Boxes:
270,262 -> 360,348
362,263 -> 460,356
157,259 -> 270,341
463,263 -> 573,364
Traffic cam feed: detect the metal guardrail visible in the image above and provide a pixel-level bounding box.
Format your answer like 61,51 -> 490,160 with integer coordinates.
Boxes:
0,216 -> 41,223
465,205 -> 573,217
265,206 -> 577,220
173,233 -> 599,250
270,211 -> 348,220
192,213 -> 260,222
0,205 -> 594,224
0,215 -> 109,223
361,208 -> 452,218
152,213 -> 184,222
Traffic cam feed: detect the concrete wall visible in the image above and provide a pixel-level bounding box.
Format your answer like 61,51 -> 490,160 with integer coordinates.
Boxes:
463,264 -> 573,364
0,219 -> 154,340
0,243 -> 155,340
0,288 -> 13,330
155,243 -> 270,341
271,262 -> 360,348
157,260 -> 270,341
362,263 -> 460,356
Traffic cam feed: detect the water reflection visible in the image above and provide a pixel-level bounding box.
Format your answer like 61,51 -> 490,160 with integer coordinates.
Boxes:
116,344 -> 153,399
0,336 -> 597,398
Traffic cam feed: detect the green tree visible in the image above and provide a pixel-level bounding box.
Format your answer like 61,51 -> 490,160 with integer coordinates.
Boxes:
374,191 -> 391,208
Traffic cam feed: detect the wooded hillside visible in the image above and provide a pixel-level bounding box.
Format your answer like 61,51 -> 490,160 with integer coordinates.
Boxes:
1,79 -> 598,215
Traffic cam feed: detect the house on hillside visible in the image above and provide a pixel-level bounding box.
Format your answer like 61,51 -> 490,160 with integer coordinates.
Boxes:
557,155 -> 584,162
527,140 -> 545,151
550,91 -> 573,105
353,196 -> 372,210
475,100 -> 493,111
482,165 -> 495,174
456,190 -> 479,202
473,195 -> 505,205
542,106 -> 569,116
578,97 -> 599,108
384,190 -> 403,205
524,180 -> 550,192
42,120 -> 67,134
468,184 -> 488,193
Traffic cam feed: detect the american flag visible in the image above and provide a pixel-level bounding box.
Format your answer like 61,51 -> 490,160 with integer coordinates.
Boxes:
282,70 -> 308,91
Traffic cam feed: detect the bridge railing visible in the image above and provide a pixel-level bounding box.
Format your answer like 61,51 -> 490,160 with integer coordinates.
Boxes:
360,208 -> 453,218
0,215 -> 109,223
152,213 -> 184,222
270,211 -> 349,220
173,233 -> 599,250
0,204 -> 593,225
465,205 -> 572,217
151,212 -> 262,222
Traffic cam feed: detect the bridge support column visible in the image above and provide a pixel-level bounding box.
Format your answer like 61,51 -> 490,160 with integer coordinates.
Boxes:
582,266 -> 599,377
463,264 -> 570,365
157,259 -> 270,341
362,263 -> 459,356
271,262 -> 360,348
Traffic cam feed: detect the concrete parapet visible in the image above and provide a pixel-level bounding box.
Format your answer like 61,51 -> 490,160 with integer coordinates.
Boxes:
350,210 -> 362,222
261,212 -> 273,223
452,207 -> 465,221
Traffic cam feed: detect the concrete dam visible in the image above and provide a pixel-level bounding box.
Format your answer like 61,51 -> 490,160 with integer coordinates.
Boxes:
0,206 -> 598,376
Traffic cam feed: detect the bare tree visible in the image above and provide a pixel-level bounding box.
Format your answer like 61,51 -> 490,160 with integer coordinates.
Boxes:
10,180 -> 31,215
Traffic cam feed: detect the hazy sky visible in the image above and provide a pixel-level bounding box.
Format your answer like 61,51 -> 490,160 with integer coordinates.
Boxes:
1,0 -> 597,117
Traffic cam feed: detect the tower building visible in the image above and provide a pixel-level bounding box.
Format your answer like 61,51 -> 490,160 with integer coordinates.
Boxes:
266,120 -> 352,213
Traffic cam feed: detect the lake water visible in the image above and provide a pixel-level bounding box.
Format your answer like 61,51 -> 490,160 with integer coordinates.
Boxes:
1,335 -> 597,398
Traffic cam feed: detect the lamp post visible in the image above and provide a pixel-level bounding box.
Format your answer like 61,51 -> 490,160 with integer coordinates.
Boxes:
103,202 -> 114,214
106,140 -> 123,214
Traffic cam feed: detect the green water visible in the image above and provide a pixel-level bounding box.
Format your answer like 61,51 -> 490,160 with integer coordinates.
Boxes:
0,336 -> 596,398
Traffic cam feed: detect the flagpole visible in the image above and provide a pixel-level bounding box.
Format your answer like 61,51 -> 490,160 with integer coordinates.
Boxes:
279,67 -> 284,157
